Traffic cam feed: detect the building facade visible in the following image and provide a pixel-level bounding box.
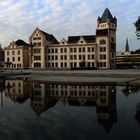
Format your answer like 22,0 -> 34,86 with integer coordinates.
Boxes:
4,39 -> 30,69
29,8 -> 117,70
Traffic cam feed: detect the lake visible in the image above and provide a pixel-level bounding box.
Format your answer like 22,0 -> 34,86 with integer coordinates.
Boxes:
0,79 -> 140,140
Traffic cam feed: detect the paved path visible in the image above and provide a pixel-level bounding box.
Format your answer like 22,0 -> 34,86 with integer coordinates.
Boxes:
2,69 -> 140,85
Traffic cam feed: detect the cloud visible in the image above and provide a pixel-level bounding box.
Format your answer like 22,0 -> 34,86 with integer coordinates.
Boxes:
0,0 -> 140,51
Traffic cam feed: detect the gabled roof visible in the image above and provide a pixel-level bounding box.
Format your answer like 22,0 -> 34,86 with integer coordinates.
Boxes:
15,39 -> 29,46
99,8 -> 117,23
40,29 -> 59,44
29,27 -> 59,44
68,35 -> 96,44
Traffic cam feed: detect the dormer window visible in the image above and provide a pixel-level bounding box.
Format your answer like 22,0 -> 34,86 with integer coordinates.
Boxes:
100,39 -> 106,45
81,41 -> 83,43
62,42 -> 65,44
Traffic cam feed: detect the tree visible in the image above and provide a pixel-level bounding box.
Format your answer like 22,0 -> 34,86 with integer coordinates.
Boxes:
134,16 -> 140,39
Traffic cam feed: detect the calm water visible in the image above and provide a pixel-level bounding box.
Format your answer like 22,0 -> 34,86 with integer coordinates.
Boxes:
0,79 -> 140,140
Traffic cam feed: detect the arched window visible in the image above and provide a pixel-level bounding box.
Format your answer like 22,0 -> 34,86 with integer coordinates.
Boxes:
100,39 -> 106,45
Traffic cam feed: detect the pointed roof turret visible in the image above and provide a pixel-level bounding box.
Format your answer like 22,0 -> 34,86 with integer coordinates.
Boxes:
101,8 -> 115,23
125,38 -> 129,52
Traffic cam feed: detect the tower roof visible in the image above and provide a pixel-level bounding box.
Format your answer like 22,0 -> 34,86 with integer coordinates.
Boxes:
100,8 -> 116,23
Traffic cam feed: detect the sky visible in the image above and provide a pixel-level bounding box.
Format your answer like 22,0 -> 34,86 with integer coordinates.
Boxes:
0,0 -> 139,51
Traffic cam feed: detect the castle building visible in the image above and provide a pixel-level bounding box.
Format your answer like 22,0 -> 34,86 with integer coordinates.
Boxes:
29,8 -> 117,70
4,39 -> 30,69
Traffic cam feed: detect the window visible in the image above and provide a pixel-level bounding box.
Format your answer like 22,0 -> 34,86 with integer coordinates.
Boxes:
18,50 -> 20,55
12,51 -> 15,55
92,55 -> 94,59
92,48 -> 94,52
61,63 -> 63,67
79,48 -> 81,52
34,48 -> 41,53
74,62 -> 77,67
79,55 -> 81,60
83,55 -> 85,60
100,39 -> 106,45
111,37 -> 114,42
64,48 -> 67,53
55,55 -> 58,60
48,56 -> 50,60
55,63 -> 58,67
37,37 -> 41,40
7,57 -> 9,62
38,42 -> 41,46
100,62 -> 106,67
60,48 -> 63,53
48,63 -> 50,67
100,47 -> 106,52
34,63 -> 41,67
70,48 -> 73,53
52,49 -> 54,53
64,63 -> 67,67
33,37 -> 36,40
61,55 -> 63,60
33,43 -> 37,46
48,49 -> 50,53
55,49 -> 58,53
100,55 -> 106,60
74,55 -> 77,60
64,55 -> 67,60
83,48 -> 85,52
70,55 -> 73,60
34,56 -> 41,60
74,48 -> 76,53
12,57 -> 15,61
18,57 -> 20,61
7,51 -> 9,55
88,55 -> 90,60
88,48 -> 90,52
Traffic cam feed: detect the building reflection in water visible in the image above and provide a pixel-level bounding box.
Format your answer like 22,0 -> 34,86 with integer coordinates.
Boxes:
4,80 -> 117,132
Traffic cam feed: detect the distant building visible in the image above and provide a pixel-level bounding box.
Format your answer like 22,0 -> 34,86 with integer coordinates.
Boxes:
4,39 -> 30,69
116,38 -> 140,69
29,8 -> 117,70
0,44 -> 4,67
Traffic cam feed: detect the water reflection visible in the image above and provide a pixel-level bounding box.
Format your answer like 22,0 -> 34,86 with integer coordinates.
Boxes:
2,79 -> 118,132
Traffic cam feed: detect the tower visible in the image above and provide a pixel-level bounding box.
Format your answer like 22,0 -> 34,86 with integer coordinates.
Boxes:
125,38 -> 129,52
96,8 -> 117,69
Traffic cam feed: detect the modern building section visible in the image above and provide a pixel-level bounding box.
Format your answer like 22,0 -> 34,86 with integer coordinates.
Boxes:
116,38 -> 140,69
4,39 -> 30,69
29,8 -> 117,70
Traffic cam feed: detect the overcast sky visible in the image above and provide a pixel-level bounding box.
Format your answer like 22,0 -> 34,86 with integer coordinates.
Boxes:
0,0 -> 139,51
